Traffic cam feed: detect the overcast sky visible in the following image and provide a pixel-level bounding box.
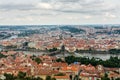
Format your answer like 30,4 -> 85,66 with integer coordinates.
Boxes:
0,0 -> 120,25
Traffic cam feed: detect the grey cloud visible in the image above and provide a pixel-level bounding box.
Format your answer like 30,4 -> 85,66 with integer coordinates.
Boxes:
0,4 -> 35,11
54,0 -> 118,15
57,8 -> 116,15
54,0 -> 80,3
0,0 -> 118,15
41,0 -> 80,2
0,0 -> 120,25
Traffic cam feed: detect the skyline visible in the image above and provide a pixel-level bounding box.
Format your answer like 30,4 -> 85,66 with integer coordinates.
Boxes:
0,0 -> 120,25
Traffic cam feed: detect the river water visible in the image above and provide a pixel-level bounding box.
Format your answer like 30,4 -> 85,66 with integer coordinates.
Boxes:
20,51 -> 120,60
0,47 -> 120,60
3,35 -> 18,40
74,52 -> 120,60
0,46 -> 2,51
0,35 -> 120,60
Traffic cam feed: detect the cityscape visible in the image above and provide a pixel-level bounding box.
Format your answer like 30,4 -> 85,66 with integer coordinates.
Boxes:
0,25 -> 119,80
0,0 -> 120,80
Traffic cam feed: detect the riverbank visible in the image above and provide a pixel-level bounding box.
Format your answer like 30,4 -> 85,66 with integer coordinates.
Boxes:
0,46 -> 120,60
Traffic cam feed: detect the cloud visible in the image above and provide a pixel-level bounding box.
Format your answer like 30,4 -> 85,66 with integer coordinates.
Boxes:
36,3 -> 53,9
58,0 -> 117,15
84,15 -> 92,19
54,0 -> 80,3
67,17 -> 79,20
0,0 -> 118,15
0,0 -> 120,24
105,12 -> 116,18
0,4 -> 35,11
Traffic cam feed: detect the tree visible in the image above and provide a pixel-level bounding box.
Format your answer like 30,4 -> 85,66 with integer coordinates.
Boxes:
4,73 -> 15,80
56,58 -> 64,62
55,73 -> 65,76
30,55 -> 42,64
65,56 -> 120,68
51,78 -> 56,80
73,75 -> 79,80
35,57 -> 42,64
101,73 -> 110,80
17,71 -> 26,79
45,76 -> 56,80
115,78 -> 120,80
61,45 -> 65,52
0,53 -> 7,59
90,57 -> 97,66
49,48 -> 57,52
3,72 -> 43,80
30,77 -> 43,80
109,49 -> 120,54
46,76 -> 51,80
69,75 -> 72,80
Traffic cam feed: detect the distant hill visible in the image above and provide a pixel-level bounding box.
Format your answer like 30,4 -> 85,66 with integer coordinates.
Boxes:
59,26 -> 86,34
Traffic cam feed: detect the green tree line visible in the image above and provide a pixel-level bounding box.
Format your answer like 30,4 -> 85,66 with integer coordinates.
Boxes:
64,56 -> 120,68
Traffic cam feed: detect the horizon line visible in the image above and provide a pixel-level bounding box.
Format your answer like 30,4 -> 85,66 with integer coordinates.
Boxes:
0,23 -> 120,26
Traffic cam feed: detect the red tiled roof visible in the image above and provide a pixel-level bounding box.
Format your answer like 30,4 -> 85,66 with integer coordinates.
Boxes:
54,75 -> 69,79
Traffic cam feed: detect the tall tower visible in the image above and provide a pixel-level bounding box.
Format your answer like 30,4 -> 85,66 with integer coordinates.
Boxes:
61,45 -> 65,58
